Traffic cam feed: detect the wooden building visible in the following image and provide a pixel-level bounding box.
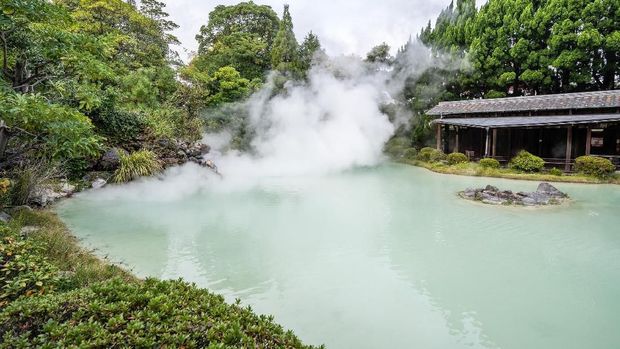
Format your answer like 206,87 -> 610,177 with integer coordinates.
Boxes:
427,90 -> 620,171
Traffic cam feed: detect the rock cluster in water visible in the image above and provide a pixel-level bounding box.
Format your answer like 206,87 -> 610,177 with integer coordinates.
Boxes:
459,182 -> 569,206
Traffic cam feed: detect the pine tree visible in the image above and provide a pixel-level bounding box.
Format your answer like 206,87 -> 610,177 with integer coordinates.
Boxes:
271,4 -> 299,72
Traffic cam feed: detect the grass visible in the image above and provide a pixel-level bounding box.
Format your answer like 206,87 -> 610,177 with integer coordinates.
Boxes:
400,158 -> 620,184
7,209 -> 135,289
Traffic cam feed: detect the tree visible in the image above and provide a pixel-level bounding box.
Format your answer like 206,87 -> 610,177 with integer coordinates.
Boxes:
365,42 -> 393,64
194,2 -> 279,80
196,2 -> 279,55
298,31 -> 324,73
271,5 -> 299,72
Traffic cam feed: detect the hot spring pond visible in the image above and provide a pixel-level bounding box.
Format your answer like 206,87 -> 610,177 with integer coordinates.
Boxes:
56,164 -> 620,349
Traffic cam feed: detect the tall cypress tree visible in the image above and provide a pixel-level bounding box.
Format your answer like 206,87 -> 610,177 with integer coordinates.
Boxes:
271,4 -> 299,71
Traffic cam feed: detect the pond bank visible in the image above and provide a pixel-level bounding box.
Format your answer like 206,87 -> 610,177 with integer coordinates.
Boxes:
398,158 -> 620,184
0,208 -> 316,348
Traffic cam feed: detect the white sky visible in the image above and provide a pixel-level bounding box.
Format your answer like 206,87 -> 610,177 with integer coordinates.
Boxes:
163,0 -> 486,62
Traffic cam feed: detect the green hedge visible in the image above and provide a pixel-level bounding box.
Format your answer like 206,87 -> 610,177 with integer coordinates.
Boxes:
0,278 -> 313,348
479,158 -> 500,169
574,156 -> 616,178
447,152 -> 468,165
509,150 -> 545,172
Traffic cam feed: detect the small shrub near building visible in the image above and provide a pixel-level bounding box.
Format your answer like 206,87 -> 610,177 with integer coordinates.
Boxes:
509,150 -> 545,172
417,147 -> 446,163
447,152 -> 469,165
479,158 -> 500,169
574,156 -> 616,178
549,167 -> 563,176
403,148 -> 418,160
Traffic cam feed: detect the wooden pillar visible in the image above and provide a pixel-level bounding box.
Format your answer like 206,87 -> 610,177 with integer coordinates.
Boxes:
565,126 -> 573,171
491,129 -> 497,158
484,128 -> 491,158
455,127 -> 460,153
436,124 -> 442,151
585,126 -> 592,155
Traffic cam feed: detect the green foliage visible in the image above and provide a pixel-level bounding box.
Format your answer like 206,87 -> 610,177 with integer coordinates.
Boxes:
113,150 -> 162,183
0,278 -> 314,348
479,157 -> 500,169
574,156 -> 616,178
0,93 -> 103,167
365,42 -> 393,64
509,150 -> 545,172
195,2 -> 279,80
91,104 -> 147,144
417,147 -> 446,162
0,226 -> 60,307
447,152 -> 469,165
549,167 -> 563,176
403,148 -> 419,160
271,5 -> 300,72
384,137 -> 411,158
298,32 -> 324,74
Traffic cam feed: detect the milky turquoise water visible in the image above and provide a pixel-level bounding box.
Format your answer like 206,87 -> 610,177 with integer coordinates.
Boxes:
56,164 -> 620,349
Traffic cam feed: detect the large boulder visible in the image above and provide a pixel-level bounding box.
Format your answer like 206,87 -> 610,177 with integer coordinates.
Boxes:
99,148 -> 125,171
536,182 -> 568,198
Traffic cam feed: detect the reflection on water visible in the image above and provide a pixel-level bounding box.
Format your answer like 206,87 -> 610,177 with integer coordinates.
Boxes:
57,164 -> 620,349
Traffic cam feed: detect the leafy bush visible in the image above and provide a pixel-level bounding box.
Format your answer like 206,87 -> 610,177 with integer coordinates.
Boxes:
403,148 -> 418,160
479,158 -> 500,169
0,226 -> 60,307
509,150 -> 545,172
0,93 -> 103,168
0,278 -> 314,348
447,152 -> 468,165
383,137 -> 410,158
91,106 -> 147,143
549,167 -> 563,176
417,147 -> 446,162
574,156 -> 616,178
113,150 -> 162,183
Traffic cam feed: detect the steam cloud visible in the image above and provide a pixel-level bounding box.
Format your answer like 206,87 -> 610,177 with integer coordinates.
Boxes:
82,42 -> 463,200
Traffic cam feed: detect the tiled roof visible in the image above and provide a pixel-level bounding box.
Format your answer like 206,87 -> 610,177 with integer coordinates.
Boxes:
426,90 -> 620,116
431,114 -> 620,128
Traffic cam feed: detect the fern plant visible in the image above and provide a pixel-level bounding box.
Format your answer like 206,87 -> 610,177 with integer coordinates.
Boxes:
112,150 -> 162,183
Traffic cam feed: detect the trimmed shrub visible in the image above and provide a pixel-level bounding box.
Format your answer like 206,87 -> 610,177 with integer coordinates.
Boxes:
447,152 -> 468,165
0,278 -> 314,348
549,167 -> 563,176
384,137 -> 410,158
574,156 -> 615,178
509,150 -> 545,172
479,158 -> 500,169
0,226 -> 60,307
417,147 -> 446,162
403,148 -> 418,160
113,150 -> 162,183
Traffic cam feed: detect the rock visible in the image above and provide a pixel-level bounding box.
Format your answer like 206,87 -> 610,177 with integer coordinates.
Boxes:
92,178 -> 107,189
536,182 -> 567,198
459,182 -> 568,207
30,186 -> 69,207
198,143 -> 210,155
484,185 -> 499,192
60,181 -> 76,195
99,148 -> 124,171
0,211 -> 11,223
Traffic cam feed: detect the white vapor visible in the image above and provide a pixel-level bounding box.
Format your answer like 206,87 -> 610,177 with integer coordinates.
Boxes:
80,43 -> 464,201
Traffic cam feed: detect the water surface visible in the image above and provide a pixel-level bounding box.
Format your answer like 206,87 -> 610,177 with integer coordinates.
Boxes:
57,164 -> 620,349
